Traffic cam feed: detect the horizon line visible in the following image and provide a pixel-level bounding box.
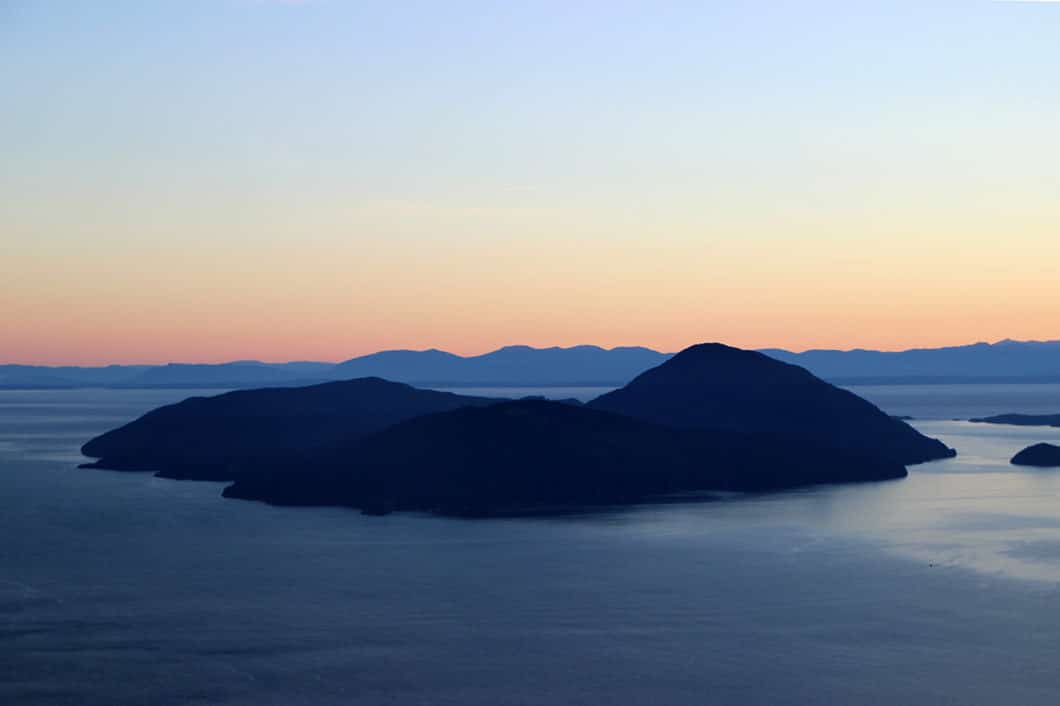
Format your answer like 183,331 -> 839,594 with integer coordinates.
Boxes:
4,337 -> 1059,369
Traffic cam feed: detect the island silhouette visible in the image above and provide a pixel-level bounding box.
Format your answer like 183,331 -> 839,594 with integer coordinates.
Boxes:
222,399 -> 907,516
970,414 -> 1060,428
1011,443 -> 1060,468
80,342 -> 956,516
80,378 -> 500,480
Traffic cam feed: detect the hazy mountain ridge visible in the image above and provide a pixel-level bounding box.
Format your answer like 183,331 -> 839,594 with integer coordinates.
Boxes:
761,339 -> 1060,382
333,344 -> 670,385
1,345 -> 673,389
3,339 -> 1058,389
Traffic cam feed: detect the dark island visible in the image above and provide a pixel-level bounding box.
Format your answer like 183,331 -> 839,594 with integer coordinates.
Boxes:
970,414 -> 1060,428
223,399 -> 907,515
80,378 -> 500,481
81,342 -> 956,516
1011,443 -> 1060,468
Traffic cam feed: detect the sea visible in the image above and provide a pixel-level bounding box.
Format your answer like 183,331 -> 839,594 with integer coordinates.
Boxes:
4,384 -> 1060,705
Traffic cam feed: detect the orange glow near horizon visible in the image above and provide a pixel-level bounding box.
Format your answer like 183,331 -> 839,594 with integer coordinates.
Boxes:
4,2 -> 1059,366
5,198 -> 1060,365
5,232 -> 1059,365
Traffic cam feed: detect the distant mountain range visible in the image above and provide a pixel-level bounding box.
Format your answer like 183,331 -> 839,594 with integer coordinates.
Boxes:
332,345 -> 667,386
762,339 -> 1060,384
0,346 -> 670,389
3,339 -> 1059,389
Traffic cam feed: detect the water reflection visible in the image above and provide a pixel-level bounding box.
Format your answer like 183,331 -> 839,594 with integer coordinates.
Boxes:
581,419 -> 1060,582
8,389 -> 1060,704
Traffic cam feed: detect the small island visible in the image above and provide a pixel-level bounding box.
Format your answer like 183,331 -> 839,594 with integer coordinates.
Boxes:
970,414 -> 1060,428
1011,443 -> 1060,468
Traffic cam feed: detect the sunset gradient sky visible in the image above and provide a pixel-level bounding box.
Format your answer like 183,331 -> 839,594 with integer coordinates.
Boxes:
3,1 -> 1059,364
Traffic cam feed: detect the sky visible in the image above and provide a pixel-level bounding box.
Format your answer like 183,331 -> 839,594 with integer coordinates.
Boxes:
2,1 -> 1059,365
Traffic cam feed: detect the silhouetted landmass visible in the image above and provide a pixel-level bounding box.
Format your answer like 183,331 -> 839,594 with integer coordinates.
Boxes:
589,343 -> 955,466
1011,443 -> 1060,468
223,400 -> 907,516
970,414 -> 1060,428
79,342 -> 957,517
80,378 -> 500,481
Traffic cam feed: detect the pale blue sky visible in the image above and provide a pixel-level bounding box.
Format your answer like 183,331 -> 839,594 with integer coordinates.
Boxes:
3,1 -> 1059,363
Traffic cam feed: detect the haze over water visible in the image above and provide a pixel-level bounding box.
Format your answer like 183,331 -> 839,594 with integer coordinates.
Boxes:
4,385 -> 1060,705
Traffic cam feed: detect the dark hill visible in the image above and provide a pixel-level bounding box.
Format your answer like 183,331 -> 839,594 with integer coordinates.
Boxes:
589,343 -> 954,466
223,399 -> 907,516
1011,443 -> 1060,468
80,378 -> 500,481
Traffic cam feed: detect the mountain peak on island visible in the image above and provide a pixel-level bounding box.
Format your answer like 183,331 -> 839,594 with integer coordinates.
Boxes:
589,342 -> 955,466
631,343 -> 818,386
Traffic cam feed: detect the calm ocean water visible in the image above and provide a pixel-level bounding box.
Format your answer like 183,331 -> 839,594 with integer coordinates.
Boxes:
4,384 -> 1060,705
